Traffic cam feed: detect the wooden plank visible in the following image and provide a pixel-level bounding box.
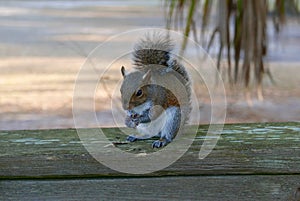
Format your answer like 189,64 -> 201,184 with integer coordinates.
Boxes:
1,175 -> 300,201
0,122 -> 299,178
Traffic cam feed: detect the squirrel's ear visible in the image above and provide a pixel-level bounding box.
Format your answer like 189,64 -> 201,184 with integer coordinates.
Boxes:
142,70 -> 151,83
121,66 -> 126,77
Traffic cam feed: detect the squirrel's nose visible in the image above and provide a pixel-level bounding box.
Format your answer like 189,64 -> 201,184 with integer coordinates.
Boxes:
131,113 -> 138,118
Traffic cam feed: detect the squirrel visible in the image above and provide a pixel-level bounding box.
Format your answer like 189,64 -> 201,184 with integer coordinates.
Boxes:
120,33 -> 191,148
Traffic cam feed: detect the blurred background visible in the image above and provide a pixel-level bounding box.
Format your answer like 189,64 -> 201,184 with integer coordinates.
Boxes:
0,0 -> 299,130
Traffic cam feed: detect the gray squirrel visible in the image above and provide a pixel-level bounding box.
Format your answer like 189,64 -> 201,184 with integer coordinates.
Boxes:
120,33 -> 191,148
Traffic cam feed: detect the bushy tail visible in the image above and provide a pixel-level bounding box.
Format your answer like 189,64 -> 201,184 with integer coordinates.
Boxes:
133,33 -> 190,84
133,33 -> 174,68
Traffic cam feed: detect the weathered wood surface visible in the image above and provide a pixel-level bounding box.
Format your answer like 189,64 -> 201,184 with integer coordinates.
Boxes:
1,122 -> 299,178
1,176 -> 299,201
0,122 -> 299,200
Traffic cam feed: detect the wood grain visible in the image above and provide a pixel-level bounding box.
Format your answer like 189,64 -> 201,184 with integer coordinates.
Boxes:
1,175 -> 299,201
0,122 -> 299,200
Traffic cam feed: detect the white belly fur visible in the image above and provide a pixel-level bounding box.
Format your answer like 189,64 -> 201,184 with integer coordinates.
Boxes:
136,106 -> 177,138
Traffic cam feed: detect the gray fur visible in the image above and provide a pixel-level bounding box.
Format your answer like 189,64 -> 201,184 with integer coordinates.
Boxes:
133,33 -> 173,68
132,34 -> 191,114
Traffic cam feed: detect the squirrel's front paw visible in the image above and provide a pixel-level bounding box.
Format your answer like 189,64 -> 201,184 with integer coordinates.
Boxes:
152,139 -> 168,148
126,135 -> 138,142
125,116 -> 140,128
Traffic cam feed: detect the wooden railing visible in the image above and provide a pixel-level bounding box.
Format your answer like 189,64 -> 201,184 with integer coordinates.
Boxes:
0,122 -> 299,200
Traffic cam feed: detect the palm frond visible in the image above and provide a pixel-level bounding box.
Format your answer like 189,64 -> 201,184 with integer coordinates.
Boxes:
165,0 -> 300,100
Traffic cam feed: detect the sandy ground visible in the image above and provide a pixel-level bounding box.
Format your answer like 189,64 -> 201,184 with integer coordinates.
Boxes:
0,1 -> 299,130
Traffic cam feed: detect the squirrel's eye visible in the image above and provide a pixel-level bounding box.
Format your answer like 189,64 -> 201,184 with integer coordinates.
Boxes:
136,89 -> 143,97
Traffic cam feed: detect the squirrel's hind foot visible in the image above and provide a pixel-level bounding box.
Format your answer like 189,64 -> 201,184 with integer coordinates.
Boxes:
152,139 -> 169,148
127,135 -> 170,148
